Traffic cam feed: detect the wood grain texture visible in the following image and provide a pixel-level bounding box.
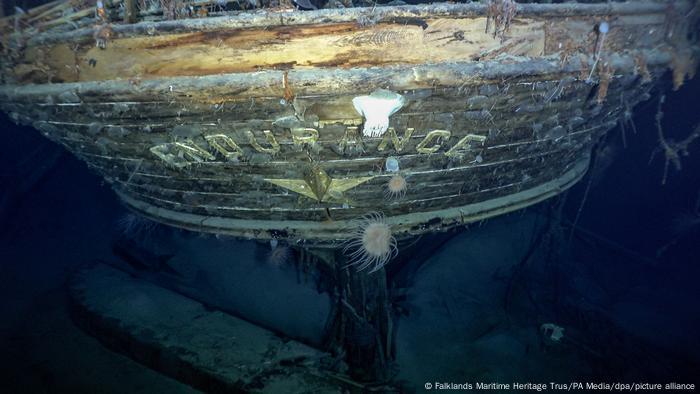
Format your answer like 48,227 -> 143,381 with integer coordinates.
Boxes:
0,1 -> 693,243
10,17 -> 545,83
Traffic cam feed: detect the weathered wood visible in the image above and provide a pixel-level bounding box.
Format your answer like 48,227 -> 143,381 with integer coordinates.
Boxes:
338,255 -> 392,382
0,0 -> 695,244
124,0 -> 138,24
1,59 -> 651,241
14,17 -> 545,83
5,2 -> 678,85
113,157 -> 587,243
0,0 -> 61,27
19,2 -> 684,46
0,51 -> 674,102
111,156 -> 580,221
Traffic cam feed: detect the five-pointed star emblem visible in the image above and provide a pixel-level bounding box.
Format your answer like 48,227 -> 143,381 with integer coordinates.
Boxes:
264,165 -> 374,202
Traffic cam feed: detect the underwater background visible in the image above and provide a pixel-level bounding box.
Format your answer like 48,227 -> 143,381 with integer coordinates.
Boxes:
1,14 -> 700,394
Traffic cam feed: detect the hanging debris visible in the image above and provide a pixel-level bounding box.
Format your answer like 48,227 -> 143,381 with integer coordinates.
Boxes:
649,96 -> 700,185
485,0 -> 518,42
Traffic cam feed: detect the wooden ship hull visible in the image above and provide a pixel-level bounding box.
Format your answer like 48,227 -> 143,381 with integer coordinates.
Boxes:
3,1 -> 699,389
1,1 -> 697,246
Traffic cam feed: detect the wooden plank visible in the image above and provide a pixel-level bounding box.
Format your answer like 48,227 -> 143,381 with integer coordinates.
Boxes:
98,149 -> 583,220
0,50 -> 672,104
23,2 -> 679,46
5,0 -> 684,85
11,77 -> 593,128
115,157 -> 588,242
13,16 -> 545,83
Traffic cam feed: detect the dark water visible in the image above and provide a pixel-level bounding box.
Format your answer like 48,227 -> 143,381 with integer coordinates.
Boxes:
1,72 -> 699,392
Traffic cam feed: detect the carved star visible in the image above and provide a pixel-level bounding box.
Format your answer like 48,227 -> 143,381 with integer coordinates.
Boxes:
265,165 -> 374,202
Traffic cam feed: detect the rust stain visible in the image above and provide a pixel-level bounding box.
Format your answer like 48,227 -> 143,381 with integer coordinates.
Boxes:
267,62 -> 298,70
283,70 -> 295,103
144,30 -> 245,50
310,50 -> 368,68
274,23 -> 358,39
387,17 -> 429,30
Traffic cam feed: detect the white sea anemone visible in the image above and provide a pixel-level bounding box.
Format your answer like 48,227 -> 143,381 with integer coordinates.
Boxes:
385,174 -> 407,200
352,89 -> 406,138
344,212 -> 398,273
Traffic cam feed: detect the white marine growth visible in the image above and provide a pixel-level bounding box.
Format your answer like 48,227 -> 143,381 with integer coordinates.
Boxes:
352,89 -> 406,138
344,212 -> 398,273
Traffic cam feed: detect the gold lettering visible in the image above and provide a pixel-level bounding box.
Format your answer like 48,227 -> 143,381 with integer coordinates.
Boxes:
338,126 -> 364,155
246,129 -> 280,154
378,127 -> 415,153
204,134 -> 244,161
445,134 -> 487,159
291,127 -> 319,148
343,118 -> 363,126
416,130 -> 451,154
317,118 -> 363,128
150,141 -> 215,168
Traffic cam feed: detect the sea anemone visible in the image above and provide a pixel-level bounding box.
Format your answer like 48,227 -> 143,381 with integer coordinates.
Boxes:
385,174 -> 407,200
344,213 -> 398,273
267,239 -> 293,266
117,213 -> 158,239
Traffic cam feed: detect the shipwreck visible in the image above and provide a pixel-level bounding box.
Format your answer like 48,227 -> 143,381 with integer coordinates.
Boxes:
1,0 -> 698,390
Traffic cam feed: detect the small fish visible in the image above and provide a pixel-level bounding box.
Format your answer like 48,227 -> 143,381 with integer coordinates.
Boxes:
293,0 -> 317,10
